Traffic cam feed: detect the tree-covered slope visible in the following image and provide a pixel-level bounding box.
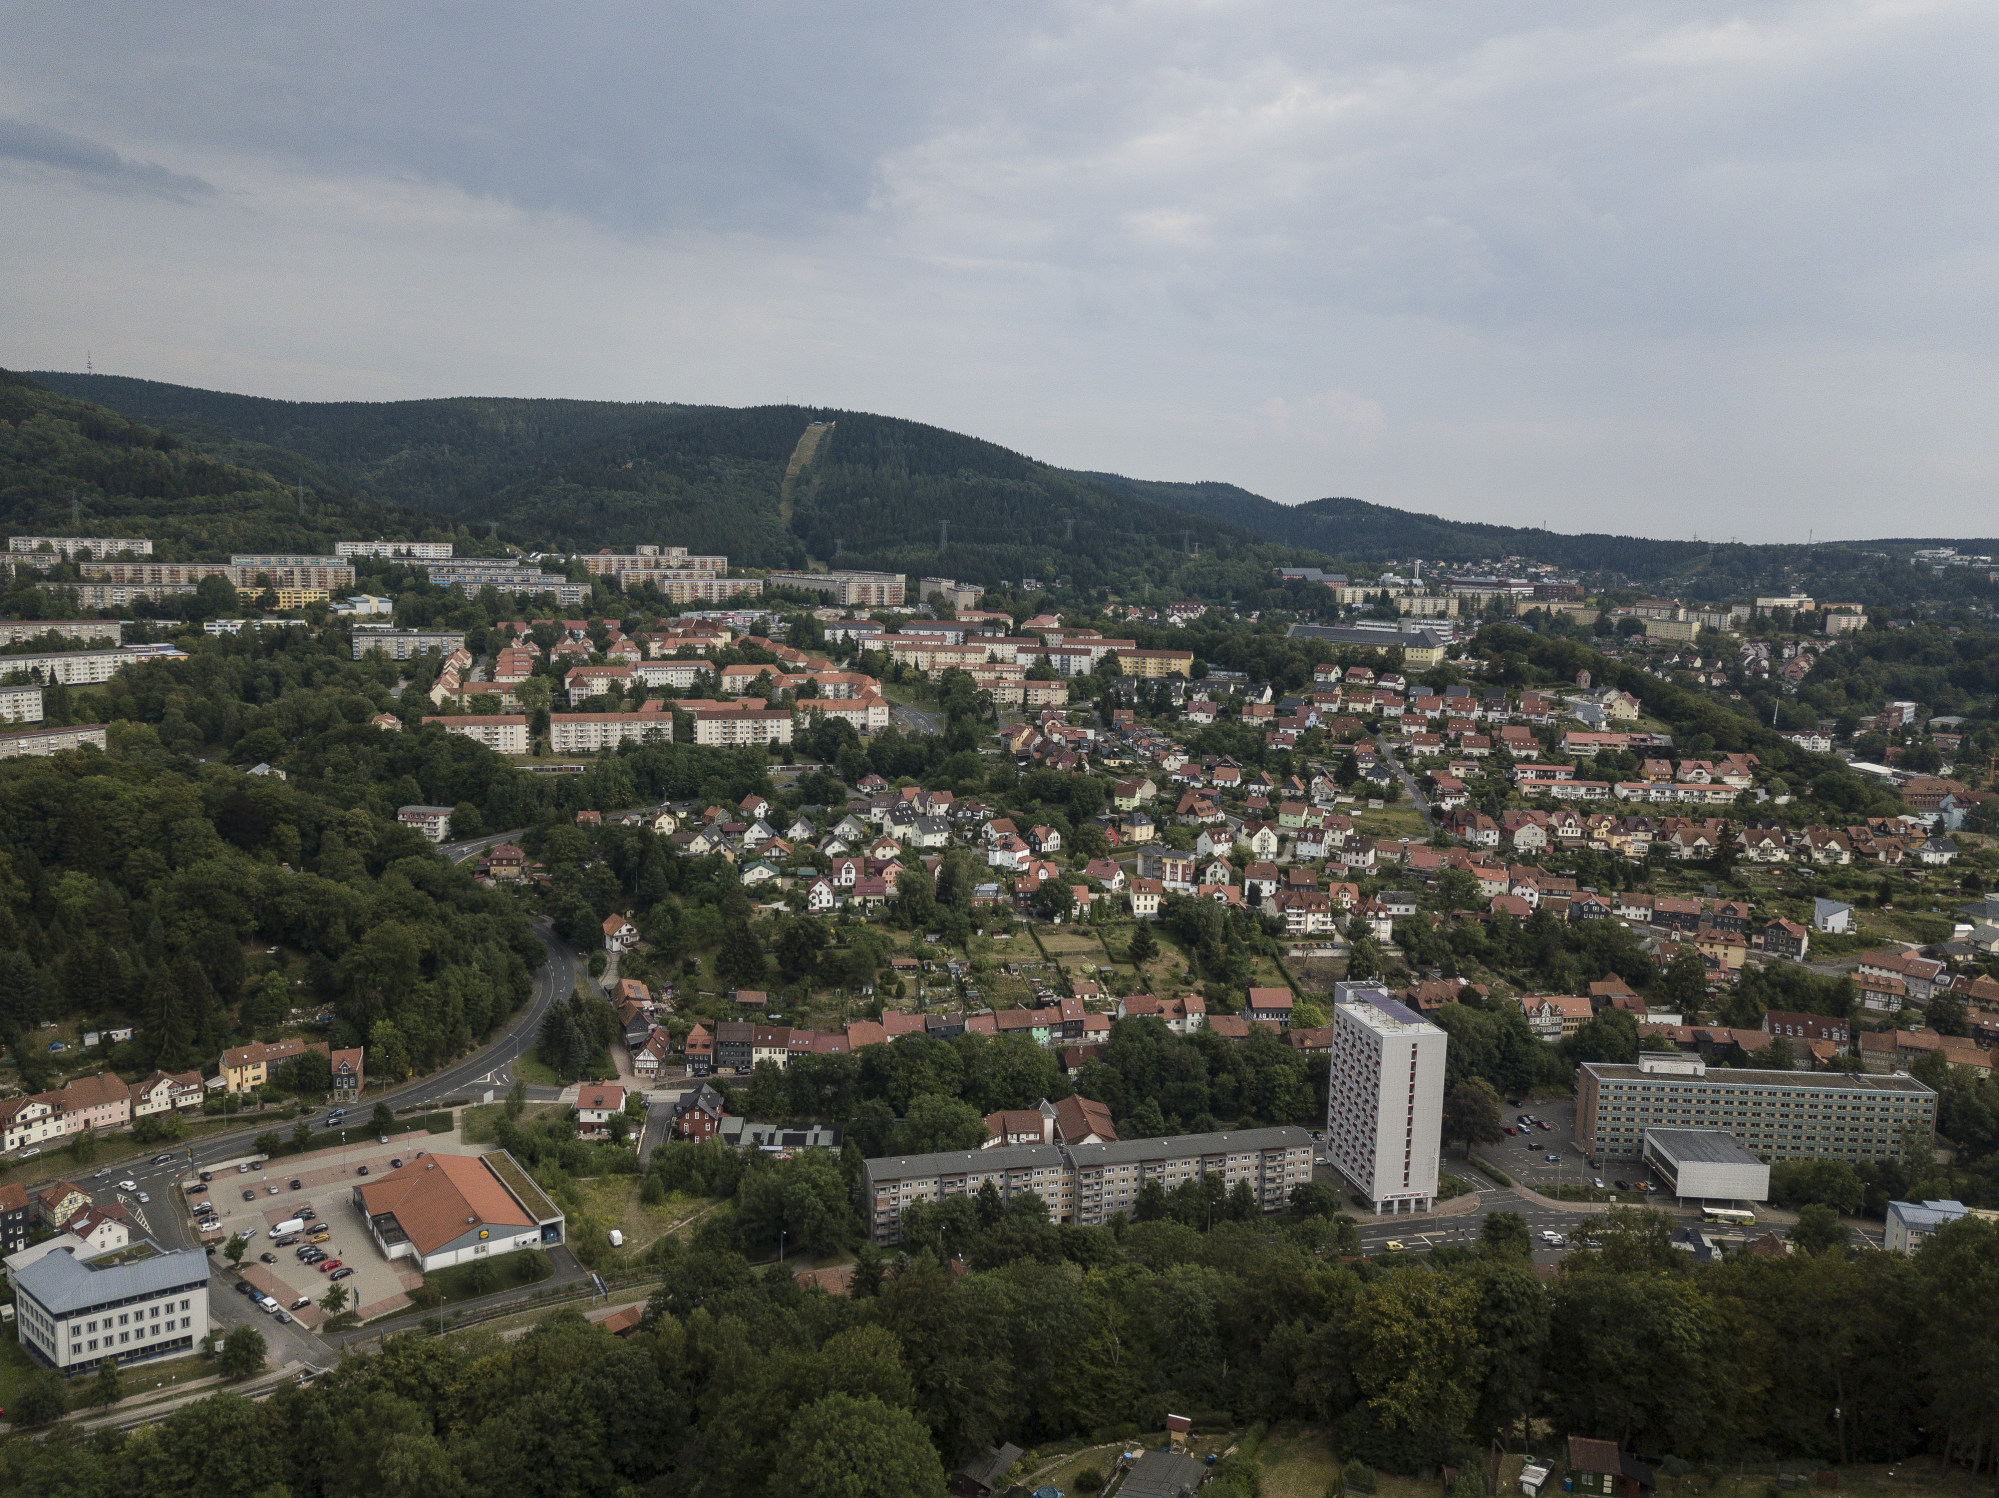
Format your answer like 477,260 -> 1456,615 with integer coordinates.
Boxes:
0,370 -> 411,558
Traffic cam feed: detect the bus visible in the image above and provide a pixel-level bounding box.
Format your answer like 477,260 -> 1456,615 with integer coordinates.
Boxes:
1703,1207 -> 1757,1227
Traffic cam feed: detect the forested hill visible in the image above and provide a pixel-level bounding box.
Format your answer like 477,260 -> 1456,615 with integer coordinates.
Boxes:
31,370 -> 1985,588
24,373 -> 1299,587
1084,474 -> 1719,572
0,371 -> 412,557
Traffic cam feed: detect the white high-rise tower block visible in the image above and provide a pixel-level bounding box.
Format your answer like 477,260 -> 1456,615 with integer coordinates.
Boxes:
1327,983 -> 1448,1213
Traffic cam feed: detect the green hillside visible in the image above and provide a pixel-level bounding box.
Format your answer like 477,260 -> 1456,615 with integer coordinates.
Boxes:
23,374 -> 1292,587
0,370 -> 414,558
26,371 -> 1994,592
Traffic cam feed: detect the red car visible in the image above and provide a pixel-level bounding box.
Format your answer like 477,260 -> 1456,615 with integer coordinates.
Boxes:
318,1259 -> 343,1273
1537,1120 -> 1553,1131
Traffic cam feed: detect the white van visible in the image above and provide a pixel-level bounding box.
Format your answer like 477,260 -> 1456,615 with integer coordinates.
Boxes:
269,1218 -> 306,1239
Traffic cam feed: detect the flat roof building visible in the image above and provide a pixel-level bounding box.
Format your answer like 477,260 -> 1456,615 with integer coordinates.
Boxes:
1327,983 -> 1448,1213
351,626 -> 468,661
1576,1053 -> 1936,1164
1641,1128 -> 1771,1202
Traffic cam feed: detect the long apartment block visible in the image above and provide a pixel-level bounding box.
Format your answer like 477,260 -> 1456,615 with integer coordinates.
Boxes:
1575,1054 -> 1937,1164
0,620 -> 123,647
768,569 -> 905,608
350,627 -> 468,660
577,546 -> 728,576
10,535 -> 153,559
862,1125 -> 1314,1244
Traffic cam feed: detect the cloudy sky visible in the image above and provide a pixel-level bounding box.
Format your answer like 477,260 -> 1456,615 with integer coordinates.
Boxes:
3,2 -> 1994,541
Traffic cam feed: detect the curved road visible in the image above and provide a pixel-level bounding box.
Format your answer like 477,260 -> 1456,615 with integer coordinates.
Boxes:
71,919 -> 580,1371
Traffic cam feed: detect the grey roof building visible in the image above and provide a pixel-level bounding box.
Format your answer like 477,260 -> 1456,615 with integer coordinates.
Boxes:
1119,1449 -> 1213,1498
863,1126 -> 1314,1243
12,1243 -> 209,1372
1577,1054 -> 1935,1164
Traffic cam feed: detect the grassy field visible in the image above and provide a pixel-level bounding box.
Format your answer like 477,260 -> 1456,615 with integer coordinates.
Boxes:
567,1175 -> 714,1257
1354,805 -> 1432,842
461,1100 -> 566,1145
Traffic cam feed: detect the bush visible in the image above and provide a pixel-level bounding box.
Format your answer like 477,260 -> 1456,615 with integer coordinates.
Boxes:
425,1111 -> 455,1134
1075,1468 -> 1105,1493
1345,1460 -> 1378,1495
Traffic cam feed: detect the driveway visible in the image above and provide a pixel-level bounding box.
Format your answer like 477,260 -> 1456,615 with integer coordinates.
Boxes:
1370,734 -> 1434,832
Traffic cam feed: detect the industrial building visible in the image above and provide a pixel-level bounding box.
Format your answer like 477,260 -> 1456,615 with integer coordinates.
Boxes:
1641,1128 -> 1771,1203
1325,983 -> 1448,1213
1575,1053 -> 1936,1164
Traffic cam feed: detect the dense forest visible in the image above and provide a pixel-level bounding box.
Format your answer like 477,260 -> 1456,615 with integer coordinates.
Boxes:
22,372 -> 1999,610
5,1209 -> 1999,1498
0,371 -> 423,558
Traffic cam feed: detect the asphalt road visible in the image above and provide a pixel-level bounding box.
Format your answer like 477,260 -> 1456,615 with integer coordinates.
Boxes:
437,828 -> 527,864
889,700 -> 943,735
75,919 -> 580,1371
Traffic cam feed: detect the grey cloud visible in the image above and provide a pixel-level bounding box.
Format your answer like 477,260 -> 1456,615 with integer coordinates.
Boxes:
0,114 -> 213,199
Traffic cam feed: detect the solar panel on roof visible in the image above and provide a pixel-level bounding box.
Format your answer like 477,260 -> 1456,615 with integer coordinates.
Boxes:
1365,992 -> 1427,1027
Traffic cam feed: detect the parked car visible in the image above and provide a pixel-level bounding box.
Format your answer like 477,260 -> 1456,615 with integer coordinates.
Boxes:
238,1164 -> 250,1174
1614,1180 -> 1630,1191
1503,1126 -> 1517,1137
291,1296 -> 313,1310
299,1207 -> 317,1220
275,1235 -> 299,1246
199,1170 -> 212,1182
318,1259 -> 343,1273
242,1189 -> 257,1201
275,1311 -> 294,1325
267,1184 -> 280,1195
234,1281 -> 257,1297
1537,1120 -> 1553,1131
290,1179 -> 303,1190
1544,1153 -> 1560,1163
356,1166 -> 369,1176
329,1267 -> 354,1282
257,1295 -> 279,1314
260,1252 -> 277,1264
390,1158 -> 403,1169
1593,1178 -> 1605,1189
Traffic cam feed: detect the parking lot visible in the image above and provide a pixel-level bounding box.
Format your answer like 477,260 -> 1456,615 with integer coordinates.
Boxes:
1490,1096 -> 1664,1197
183,1132 -> 436,1328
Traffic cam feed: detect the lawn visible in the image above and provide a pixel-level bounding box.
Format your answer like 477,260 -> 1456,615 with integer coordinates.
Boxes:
0,1332 -> 216,1417
567,1174 -> 708,1257
510,1054 -> 564,1088
461,1100 -> 566,1144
